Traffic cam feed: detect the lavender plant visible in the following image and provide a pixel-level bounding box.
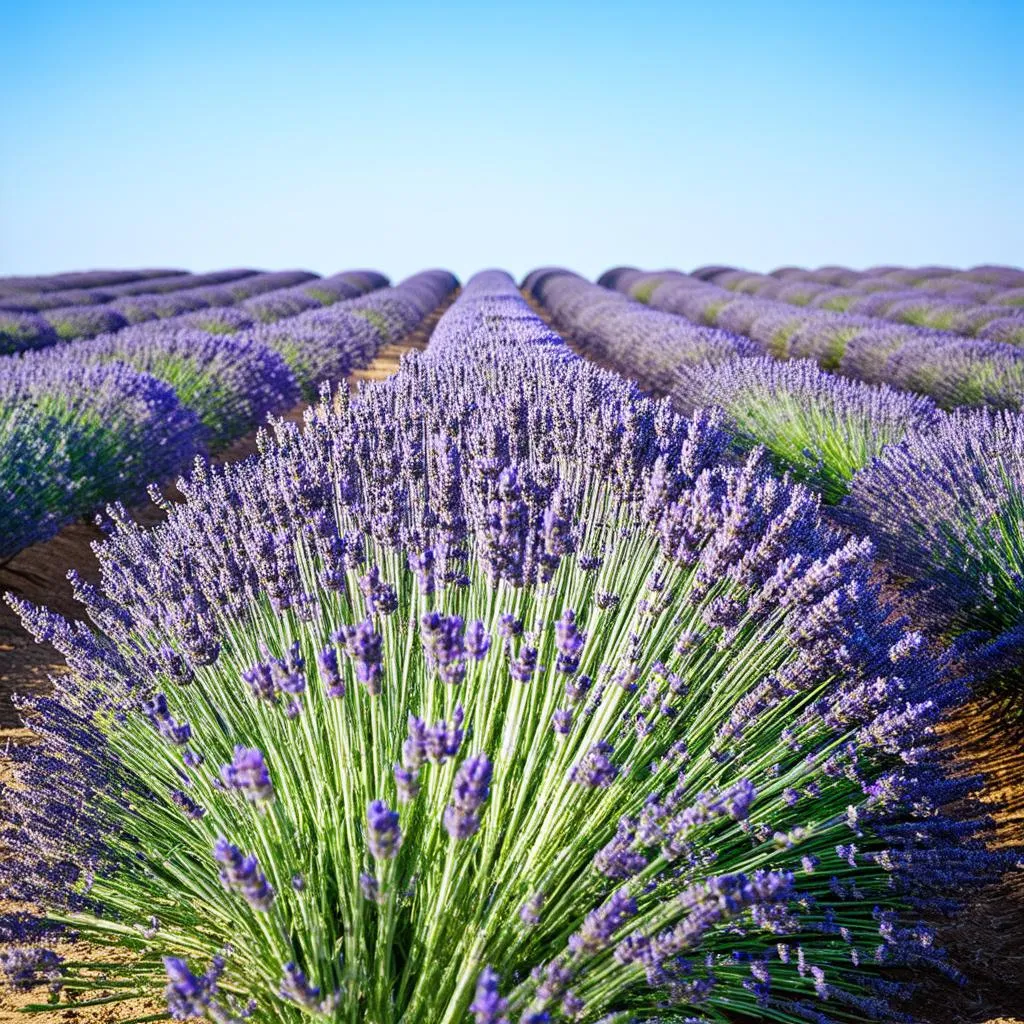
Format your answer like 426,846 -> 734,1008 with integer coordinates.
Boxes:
0,311 -> 59,354
672,357 -> 940,503
2,272 -> 1004,1023
0,361 -> 203,558
41,305 -> 129,340
69,327 -> 301,445
843,408 -> 1024,680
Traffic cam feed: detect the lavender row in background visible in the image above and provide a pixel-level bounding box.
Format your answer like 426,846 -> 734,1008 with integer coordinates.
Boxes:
702,264 -> 1024,342
526,269 -> 938,504
0,267 -> 260,311
522,266 -> 756,391
0,267 -> 188,296
604,268 -> 1024,411
0,269 -> 334,354
0,269 -> 456,560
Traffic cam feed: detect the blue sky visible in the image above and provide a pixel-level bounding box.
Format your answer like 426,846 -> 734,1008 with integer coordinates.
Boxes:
2,0 -> 1021,282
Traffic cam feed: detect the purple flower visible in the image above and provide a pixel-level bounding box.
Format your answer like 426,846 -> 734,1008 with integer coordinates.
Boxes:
443,753 -> 493,840
420,611 -> 468,685
334,621 -> 384,695
465,620 -> 492,660
470,966 -> 509,1024
220,746 -> 274,804
0,948 -> 63,994
552,708 -> 573,735
570,742 -> 618,789
163,957 -> 221,1020
569,889 -> 637,955
367,800 -> 402,860
554,608 -> 586,673
317,645 -> 345,698
212,839 -> 275,911
280,962 -> 340,1013
143,693 -> 191,746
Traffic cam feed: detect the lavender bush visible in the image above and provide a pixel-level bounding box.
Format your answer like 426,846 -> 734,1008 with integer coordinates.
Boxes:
843,409 -> 1024,672
672,357 -> 940,503
0,311 -> 59,354
41,305 -> 129,340
1,272 -> 1005,1023
73,327 -> 301,445
0,361 -> 203,558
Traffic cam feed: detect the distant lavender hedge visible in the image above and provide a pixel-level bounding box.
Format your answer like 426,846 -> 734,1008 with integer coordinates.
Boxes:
0,270 -> 342,352
524,268 -> 757,392
0,268 -> 186,296
606,268 -> 1024,412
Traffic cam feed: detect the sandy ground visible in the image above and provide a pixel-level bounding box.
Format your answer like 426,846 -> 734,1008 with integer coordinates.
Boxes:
2,289 -> 1022,1021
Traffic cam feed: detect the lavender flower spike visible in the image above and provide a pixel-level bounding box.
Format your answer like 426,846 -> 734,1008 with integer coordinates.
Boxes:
367,800 -> 403,860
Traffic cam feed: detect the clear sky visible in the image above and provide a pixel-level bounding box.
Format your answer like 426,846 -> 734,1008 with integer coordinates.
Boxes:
2,0 -> 1021,283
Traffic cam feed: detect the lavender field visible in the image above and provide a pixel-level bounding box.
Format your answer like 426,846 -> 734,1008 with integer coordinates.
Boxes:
1,261 -> 1022,1024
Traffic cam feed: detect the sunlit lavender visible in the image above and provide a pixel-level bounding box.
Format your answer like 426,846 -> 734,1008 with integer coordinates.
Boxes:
0,272 -> 1008,1024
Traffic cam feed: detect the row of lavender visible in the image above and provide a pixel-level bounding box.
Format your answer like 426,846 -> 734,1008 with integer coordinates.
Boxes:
699,264 -> 1024,341
605,268 -> 1024,411
0,268 -> 349,354
0,270 -> 457,560
0,268 -> 259,311
1,270 -> 1009,1024
526,269 -> 1023,697
700,263 -> 1024,290
0,267 -> 189,295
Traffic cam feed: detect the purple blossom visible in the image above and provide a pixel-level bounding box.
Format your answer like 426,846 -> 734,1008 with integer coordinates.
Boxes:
570,741 -> 618,789
213,839 -> 275,911
443,753 -> 493,840
554,608 -> 586,673
367,800 -> 402,860
0,948 -> 63,993
163,957 -> 223,1020
470,966 -> 509,1024
220,746 -> 274,804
